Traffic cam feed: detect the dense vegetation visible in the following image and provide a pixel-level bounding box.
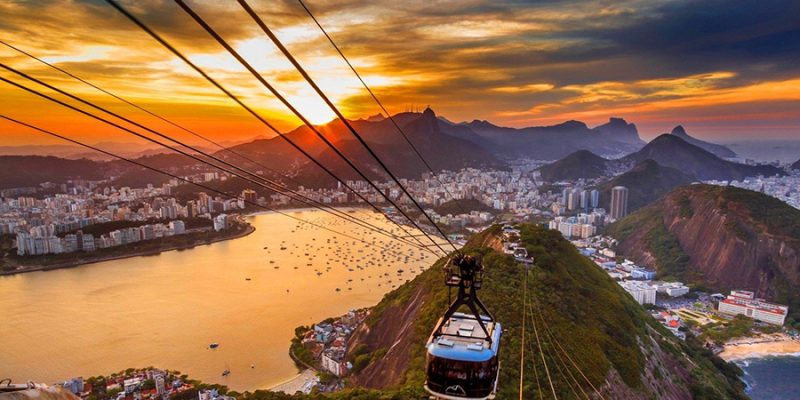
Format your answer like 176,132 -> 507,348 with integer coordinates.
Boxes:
433,198 -> 496,216
596,159 -> 695,213
253,224 -> 745,399
606,185 -> 800,326
537,150 -> 609,181
0,155 -> 105,189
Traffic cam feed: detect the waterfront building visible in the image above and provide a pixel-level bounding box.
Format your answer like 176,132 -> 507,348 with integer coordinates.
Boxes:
718,290 -> 788,325
610,186 -> 629,220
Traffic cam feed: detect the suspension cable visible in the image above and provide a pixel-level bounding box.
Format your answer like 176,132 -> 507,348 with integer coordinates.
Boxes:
533,284 -> 605,399
529,271 -> 558,399
296,0 -> 472,217
0,114 -> 428,261
104,0 -> 445,256
234,0 -> 460,254
173,0 -> 448,256
519,268 -> 528,400
0,39 -> 287,181
0,72 -> 437,255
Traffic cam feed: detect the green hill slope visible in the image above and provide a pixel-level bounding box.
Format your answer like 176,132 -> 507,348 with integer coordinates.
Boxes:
606,184 -> 800,323
318,224 -> 746,399
596,159 -> 695,213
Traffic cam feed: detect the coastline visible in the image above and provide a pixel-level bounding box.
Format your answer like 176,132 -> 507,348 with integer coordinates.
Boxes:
244,205 -> 372,216
0,222 -> 255,276
719,333 -> 800,361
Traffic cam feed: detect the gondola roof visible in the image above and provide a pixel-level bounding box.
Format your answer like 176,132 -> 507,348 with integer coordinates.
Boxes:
427,312 -> 502,362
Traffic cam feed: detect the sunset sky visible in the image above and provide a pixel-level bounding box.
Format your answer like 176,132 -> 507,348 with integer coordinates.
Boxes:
1,0 -> 798,148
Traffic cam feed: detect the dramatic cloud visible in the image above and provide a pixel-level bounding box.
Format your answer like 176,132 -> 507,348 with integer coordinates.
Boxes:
0,0 -> 798,147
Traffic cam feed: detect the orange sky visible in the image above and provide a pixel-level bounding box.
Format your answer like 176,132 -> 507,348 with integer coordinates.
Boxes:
1,0 -> 798,149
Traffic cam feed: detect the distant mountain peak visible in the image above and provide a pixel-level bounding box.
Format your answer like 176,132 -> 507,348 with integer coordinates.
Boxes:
671,125 -> 688,136
592,117 -> 642,145
365,113 -> 385,122
667,125 -> 736,158
422,106 -> 435,117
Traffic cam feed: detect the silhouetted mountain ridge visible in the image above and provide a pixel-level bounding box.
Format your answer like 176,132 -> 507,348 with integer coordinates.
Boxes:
669,126 -> 736,158
538,150 -> 609,181
623,134 -> 782,181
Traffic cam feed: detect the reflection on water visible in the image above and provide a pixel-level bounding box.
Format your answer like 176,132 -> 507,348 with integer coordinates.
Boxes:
0,209 -> 437,391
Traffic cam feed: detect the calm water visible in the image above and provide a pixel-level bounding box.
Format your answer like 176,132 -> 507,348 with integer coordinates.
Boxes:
737,356 -> 800,400
0,209 -> 438,391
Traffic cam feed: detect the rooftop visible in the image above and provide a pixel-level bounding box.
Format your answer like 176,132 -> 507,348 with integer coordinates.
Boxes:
427,312 -> 502,362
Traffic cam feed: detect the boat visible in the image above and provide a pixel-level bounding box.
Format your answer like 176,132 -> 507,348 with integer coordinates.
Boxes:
245,278 -> 251,281
222,368 -> 230,376
209,343 -> 219,349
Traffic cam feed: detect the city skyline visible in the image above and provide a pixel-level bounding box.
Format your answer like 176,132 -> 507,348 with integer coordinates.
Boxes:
1,0 -> 799,148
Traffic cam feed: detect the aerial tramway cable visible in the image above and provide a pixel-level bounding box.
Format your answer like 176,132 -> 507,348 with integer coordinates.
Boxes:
532,283 -> 605,399
529,270 -> 558,399
0,115 -> 424,261
234,0 -> 460,254
0,72 -> 437,255
529,300 -> 588,400
295,0 -> 473,218
0,39 -> 284,179
0,60 -> 434,254
173,0 -> 450,257
104,0 -> 447,257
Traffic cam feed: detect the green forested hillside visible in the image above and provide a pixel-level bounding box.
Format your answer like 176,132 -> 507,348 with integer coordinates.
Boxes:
237,224 -> 746,399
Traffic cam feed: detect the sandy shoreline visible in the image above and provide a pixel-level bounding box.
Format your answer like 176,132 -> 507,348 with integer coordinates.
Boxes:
719,334 -> 800,361
268,369 -> 318,395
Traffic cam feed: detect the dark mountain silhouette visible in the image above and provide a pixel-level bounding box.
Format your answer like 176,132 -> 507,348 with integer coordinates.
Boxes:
222,108 -> 505,186
460,117 -> 645,159
595,159 -> 695,213
792,158 -> 800,170
537,150 -> 609,181
607,184 -> 800,322
669,126 -> 736,158
622,134 -> 783,181
0,156 -> 105,189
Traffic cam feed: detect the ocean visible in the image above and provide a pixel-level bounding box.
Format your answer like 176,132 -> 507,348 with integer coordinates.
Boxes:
737,356 -> 800,400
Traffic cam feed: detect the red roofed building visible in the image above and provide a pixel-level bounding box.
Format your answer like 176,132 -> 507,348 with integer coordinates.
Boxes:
718,290 -> 788,326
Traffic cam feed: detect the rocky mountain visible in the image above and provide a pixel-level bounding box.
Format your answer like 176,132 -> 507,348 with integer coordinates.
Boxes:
460,117 -> 645,159
0,156 -> 105,189
792,158 -> 800,170
221,108 -> 506,186
538,150 -> 610,182
343,224 -> 746,399
622,134 -> 783,181
669,126 -> 736,158
607,184 -> 800,321
595,159 -> 695,213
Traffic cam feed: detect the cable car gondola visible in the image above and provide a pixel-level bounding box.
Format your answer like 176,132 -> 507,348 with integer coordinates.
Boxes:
425,255 -> 502,400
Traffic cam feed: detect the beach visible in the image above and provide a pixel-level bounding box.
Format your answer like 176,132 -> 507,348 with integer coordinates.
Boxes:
719,333 -> 800,361
268,369 -> 319,395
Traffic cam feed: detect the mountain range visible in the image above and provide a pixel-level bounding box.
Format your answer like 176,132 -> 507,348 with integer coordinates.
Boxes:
607,184 -> 800,321
620,134 -> 782,181
455,116 -> 644,159
0,110 -> 784,192
535,133 -> 782,187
